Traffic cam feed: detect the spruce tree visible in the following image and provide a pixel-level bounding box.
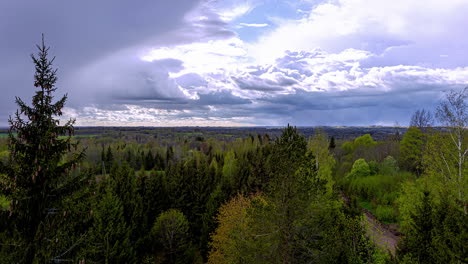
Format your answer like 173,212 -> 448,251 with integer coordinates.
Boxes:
1,35 -> 84,262
86,189 -> 134,263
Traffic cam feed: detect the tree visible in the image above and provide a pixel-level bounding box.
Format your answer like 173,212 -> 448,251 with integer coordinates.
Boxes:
105,146 -> 114,172
86,189 -> 134,264
397,191 -> 435,263
354,134 -> 377,147
207,194 -> 253,264
0,35 -> 84,262
308,130 -> 335,195
222,150 -> 238,194
328,136 -> 336,150
434,87 -> 467,214
266,125 -> 309,263
400,127 -> 424,175
152,209 -> 192,264
347,158 -> 371,178
410,109 -> 433,131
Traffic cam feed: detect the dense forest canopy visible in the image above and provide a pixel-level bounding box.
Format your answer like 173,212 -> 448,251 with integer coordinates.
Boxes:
0,38 -> 467,264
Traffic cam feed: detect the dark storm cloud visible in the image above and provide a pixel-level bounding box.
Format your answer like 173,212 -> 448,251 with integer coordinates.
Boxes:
0,0 -> 239,125
0,1 -> 201,66
197,90 -> 252,105
250,80 -> 465,126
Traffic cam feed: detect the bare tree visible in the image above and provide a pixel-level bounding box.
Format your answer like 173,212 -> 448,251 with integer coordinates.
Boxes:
435,87 -> 467,214
410,109 -> 433,130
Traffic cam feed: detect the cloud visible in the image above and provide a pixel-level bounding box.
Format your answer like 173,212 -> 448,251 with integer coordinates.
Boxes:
196,90 -> 252,105
239,23 -> 269,28
233,72 -> 297,92
0,0 -> 205,125
2,0 -> 468,127
249,0 -> 468,66
217,2 -> 254,22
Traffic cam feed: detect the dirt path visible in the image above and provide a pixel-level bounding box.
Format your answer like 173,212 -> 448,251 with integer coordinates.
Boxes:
362,208 -> 400,256
340,192 -> 400,256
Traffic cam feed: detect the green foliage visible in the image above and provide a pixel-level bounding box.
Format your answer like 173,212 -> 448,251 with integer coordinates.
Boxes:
309,201 -> 380,264
207,126 -> 377,263
348,172 -> 413,202
380,156 -> 399,176
397,180 -> 468,263
308,130 -> 336,195
400,127 -> 424,174
423,131 -> 468,213
396,179 -> 425,232
85,189 -> 135,263
266,125 -> 310,263
0,195 -> 8,210
375,205 -> 396,223
152,209 -> 192,264
342,141 -> 355,154
222,150 -> 238,192
0,35 -> 85,263
355,134 -> 378,147
398,191 -> 435,263
431,198 -> 468,263
207,194 -> 253,264
348,158 -> 371,178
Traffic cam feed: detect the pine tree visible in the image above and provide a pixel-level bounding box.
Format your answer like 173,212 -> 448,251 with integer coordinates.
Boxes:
86,189 -> 134,263
398,191 -> 435,263
266,125 -> 308,263
1,35 -> 84,262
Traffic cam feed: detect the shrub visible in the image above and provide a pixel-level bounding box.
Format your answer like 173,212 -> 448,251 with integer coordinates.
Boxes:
375,205 -> 397,223
347,159 -> 371,178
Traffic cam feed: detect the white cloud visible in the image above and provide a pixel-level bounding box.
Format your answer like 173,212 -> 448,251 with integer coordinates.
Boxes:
249,0 -> 468,65
64,105 -> 255,127
238,23 -> 269,28
142,37 -> 250,76
52,0 -> 468,126
218,3 -> 254,22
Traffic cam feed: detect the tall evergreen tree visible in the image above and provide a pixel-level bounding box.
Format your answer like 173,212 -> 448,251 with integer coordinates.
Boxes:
86,189 -> 134,264
398,191 -> 435,263
266,125 -> 309,263
0,35 -> 84,262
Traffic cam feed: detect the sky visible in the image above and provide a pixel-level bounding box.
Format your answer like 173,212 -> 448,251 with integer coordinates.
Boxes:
0,0 -> 467,127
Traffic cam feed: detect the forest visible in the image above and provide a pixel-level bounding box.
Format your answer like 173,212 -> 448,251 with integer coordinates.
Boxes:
0,39 -> 466,264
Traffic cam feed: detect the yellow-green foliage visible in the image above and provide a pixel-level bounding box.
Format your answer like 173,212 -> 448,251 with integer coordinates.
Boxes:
354,134 -> 377,147
375,205 -> 396,223
347,158 -> 371,178
208,194 -> 253,264
308,130 -> 335,196
400,127 -> 424,172
423,132 -> 468,209
341,134 -> 377,155
346,163 -> 415,223
347,172 -> 414,201
396,179 -> 426,232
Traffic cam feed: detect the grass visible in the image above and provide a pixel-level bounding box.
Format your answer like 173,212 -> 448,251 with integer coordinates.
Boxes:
359,200 -> 374,212
347,171 -> 414,224
359,200 -> 397,224
375,205 -> 397,223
